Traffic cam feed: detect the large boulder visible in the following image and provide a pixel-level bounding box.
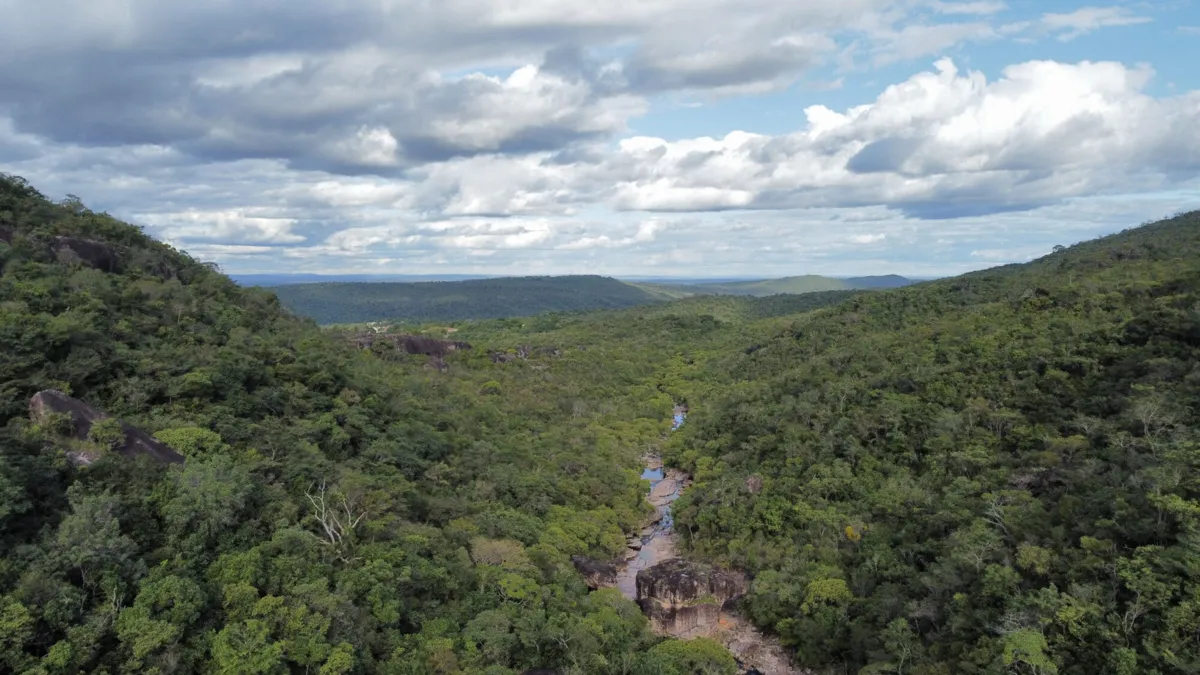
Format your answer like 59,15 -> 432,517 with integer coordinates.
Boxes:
52,236 -> 118,272
571,555 -> 618,590
636,559 -> 747,636
29,390 -> 185,466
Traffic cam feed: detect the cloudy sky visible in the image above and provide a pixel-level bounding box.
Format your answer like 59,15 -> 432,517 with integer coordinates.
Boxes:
1,0 -> 1198,277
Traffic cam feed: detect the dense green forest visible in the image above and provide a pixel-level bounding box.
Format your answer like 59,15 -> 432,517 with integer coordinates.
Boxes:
271,276 -> 678,324
669,211 -> 1200,674
270,274 -> 911,325
6,170 -> 1200,675
1,174 -> 803,675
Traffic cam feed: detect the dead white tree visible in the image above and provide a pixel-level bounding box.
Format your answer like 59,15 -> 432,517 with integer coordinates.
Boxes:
305,481 -> 367,559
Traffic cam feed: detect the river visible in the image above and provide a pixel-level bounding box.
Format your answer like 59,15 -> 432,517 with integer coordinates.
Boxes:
614,408 -> 806,675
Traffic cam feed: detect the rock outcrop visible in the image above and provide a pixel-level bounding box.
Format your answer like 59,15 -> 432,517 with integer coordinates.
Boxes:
0,222 -> 13,243
52,236 -> 119,272
29,390 -> 185,466
648,469 -> 688,507
571,555 -> 618,589
636,559 -> 747,636
351,332 -> 471,358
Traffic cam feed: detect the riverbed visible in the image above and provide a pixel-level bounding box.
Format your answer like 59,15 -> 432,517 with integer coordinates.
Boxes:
616,409 -> 806,675
615,460 -> 687,599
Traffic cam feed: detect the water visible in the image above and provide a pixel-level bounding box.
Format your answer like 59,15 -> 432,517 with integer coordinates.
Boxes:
641,467 -> 664,482
616,412 -> 686,600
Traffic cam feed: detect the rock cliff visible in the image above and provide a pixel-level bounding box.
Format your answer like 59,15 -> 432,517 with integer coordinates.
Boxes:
29,390 -> 185,466
52,236 -> 119,272
636,558 -> 747,636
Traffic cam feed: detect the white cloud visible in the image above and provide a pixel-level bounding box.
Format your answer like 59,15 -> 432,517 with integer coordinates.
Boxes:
1041,7 -> 1151,41
1,1 -> 1197,277
928,1 -> 1007,15
586,58 -> 1198,217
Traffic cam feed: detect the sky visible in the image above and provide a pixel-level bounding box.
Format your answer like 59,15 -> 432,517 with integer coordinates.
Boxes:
1,0 -> 1198,278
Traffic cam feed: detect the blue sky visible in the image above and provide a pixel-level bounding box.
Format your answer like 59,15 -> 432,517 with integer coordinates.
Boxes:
0,0 -> 1198,277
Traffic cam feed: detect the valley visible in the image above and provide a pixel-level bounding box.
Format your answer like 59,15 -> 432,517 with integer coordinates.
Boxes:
5,175 -> 1200,675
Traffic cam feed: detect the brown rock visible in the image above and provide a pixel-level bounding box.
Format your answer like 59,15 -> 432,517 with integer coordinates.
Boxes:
636,559 -> 747,636
29,390 -> 184,466
648,469 -> 688,507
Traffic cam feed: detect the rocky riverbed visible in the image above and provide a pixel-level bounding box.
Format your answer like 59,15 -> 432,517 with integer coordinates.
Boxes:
612,448 -> 804,675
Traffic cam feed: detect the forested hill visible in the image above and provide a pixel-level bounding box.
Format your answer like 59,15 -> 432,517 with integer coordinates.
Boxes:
0,174 -> 786,674
272,275 -> 674,324
634,274 -> 916,299
669,210 -> 1200,674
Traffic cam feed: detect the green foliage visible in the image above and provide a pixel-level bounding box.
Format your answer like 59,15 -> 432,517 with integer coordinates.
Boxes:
153,426 -> 229,457
638,273 -> 914,298
275,275 -> 672,324
8,171 -> 1200,675
672,210 -> 1200,674
86,416 -> 125,450
647,638 -> 738,675
0,174 -> 720,674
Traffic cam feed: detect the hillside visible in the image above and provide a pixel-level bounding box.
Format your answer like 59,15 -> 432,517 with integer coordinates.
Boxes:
8,170 -> 1200,675
669,210 -> 1200,674
272,275 -> 673,324
639,274 -> 917,298
0,175 -> 793,675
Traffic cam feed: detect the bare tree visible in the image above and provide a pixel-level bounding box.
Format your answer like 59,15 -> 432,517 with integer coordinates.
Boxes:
305,480 -> 367,561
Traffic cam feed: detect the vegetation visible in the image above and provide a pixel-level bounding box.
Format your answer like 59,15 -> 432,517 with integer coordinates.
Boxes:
272,275 -> 676,324
270,274 -> 910,325
635,274 -> 915,299
0,175 -> 801,675
6,169 -> 1200,675
670,211 -> 1200,674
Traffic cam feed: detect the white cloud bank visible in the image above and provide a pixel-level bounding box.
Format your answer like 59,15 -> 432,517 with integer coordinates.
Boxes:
0,0 -> 1193,275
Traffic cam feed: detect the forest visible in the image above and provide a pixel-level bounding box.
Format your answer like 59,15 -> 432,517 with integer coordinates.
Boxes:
4,169 -> 1200,675
271,275 -> 677,324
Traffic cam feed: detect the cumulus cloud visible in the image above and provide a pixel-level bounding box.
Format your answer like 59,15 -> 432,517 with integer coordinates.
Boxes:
592,59 -> 1200,218
0,0 -> 1195,276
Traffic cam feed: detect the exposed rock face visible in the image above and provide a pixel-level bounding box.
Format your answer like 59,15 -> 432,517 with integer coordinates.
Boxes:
571,555 -> 618,589
0,222 -> 13,243
29,390 -> 185,466
636,559 -> 747,636
351,332 -> 471,358
52,236 -> 118,272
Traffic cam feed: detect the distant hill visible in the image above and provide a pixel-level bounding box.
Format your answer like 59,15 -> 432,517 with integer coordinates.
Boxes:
232,273 -> 491,286
273,275 -> 674,324
843,274 -> 914,288
274,273 -> 919,324
635,274 -> 917,298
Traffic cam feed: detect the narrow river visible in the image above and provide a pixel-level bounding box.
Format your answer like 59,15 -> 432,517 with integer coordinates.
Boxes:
614,407 -> 806,675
